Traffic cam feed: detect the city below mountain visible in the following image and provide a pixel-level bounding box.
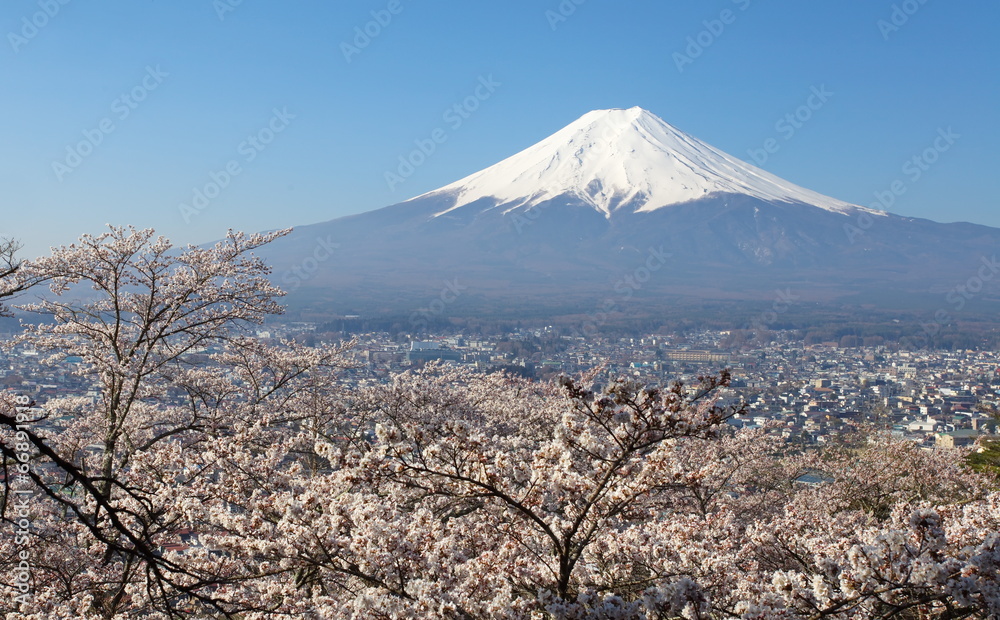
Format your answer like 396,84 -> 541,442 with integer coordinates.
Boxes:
261,108 -> 1000,321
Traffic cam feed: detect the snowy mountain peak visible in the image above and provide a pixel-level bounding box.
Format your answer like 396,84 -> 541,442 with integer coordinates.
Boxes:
418,107 -> 881,218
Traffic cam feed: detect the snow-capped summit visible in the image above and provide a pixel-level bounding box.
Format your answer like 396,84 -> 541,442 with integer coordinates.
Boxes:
420,106 -> 879,218
260,106 -> 1000,314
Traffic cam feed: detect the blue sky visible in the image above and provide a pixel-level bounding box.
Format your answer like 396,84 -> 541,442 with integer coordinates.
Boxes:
1,0 -> 997,259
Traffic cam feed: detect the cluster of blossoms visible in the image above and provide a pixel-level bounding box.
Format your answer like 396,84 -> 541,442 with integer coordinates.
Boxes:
0,227 -> 997,618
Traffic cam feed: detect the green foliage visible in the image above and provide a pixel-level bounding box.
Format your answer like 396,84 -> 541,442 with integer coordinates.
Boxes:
966,437 -> 1000,479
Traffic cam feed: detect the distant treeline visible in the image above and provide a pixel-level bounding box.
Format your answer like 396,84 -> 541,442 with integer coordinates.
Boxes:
307,306 -> 1000,350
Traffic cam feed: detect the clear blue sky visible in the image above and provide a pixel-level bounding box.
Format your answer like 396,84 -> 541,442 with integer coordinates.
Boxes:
1,0 -> 997,259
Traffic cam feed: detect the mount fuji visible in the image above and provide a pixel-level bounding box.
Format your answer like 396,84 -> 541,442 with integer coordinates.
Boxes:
262,108 -> 1000,318
419,107 -> 874,219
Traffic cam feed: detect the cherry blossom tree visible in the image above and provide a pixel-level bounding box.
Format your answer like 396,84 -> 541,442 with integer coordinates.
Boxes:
217,365 -> 998,619
1,226 -> 998,618
0,226 -> 350,617
226,364 -> 743,618
0,237 -> 43,316
735,481 -> 999,619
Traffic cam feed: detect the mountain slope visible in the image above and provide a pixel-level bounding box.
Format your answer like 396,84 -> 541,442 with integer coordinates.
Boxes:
260,108 -> 1000,318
